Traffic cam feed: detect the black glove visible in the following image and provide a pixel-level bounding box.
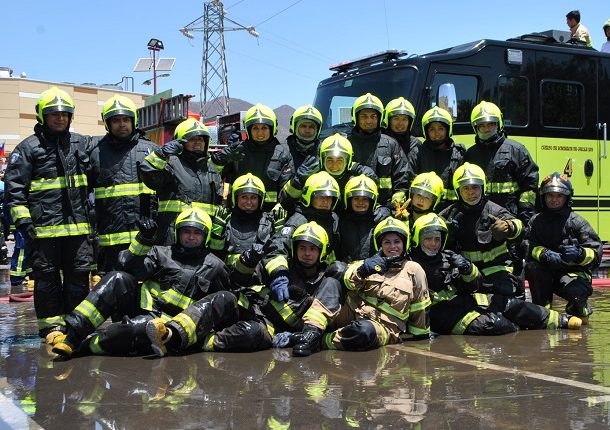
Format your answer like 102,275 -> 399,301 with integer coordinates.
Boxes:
293,155 -> 320,189
444,207 -> 463,234
447,250 -> 473,275
225,134 -> 246,162
137,218 -> 157,243
18,223 -> 37,241
541,249 -> 564,268
240,243 -> 266,268
358,250 -> 389,277
558,244 -> 584,263
160,139 -> 185,158
373,205 -> 391,224
269,275 -> 290,302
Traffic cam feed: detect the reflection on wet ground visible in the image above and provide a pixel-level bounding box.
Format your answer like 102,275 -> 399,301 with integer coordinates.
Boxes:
1,290 -> 610,429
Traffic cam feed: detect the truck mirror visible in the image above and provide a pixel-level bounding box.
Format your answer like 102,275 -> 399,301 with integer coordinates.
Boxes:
584,159 -> 594,177
437,83 -> 457,120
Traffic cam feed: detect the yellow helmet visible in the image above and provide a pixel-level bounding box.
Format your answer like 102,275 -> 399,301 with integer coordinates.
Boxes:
174,207 -> 212,246
411,213 -> 448,251
319,133 -> 353,177
291,221 -> 329,262
409,172 -> 445,210
244,103 -> 278,138
373,217 -> 410,251
352,93 -> 383,127
290,105 -> 323,139
381,97 -> 416,130
174,118 -> 211,142
35,86 -> 75,125
231,173 -> 266,210
452,162 -> 486,196
301,171 -> 340,210
101,95 -> 138,131
344,174 -> 378,209
470,101 -> 503,131
421,106 -> 453,139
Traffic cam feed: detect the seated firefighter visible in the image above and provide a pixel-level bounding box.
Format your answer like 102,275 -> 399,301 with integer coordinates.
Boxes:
290,217 -> 431,357
145,221 -> 343,356
409,213 -> 583,336
49,208 -> 230,358
525,173 -> 602,324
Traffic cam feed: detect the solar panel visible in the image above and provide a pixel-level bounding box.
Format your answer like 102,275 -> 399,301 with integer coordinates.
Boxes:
156,58 -> 176,71
133,58 -> 154,72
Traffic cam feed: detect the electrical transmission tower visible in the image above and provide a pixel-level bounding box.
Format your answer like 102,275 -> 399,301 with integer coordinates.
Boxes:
180,0 -> 258,119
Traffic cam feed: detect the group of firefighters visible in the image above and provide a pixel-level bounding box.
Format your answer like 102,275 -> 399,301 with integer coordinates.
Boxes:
2,86 -> 602,360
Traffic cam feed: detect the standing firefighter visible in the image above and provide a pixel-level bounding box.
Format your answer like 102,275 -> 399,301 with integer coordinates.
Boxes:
5,86 -> 92,338
381,96 -> 421,158
285,104 -> 324,169
88,95 -> 157,273
526,173 -> 602,324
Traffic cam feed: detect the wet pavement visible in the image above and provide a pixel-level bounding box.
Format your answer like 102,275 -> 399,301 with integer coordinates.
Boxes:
1,290 -> 610,429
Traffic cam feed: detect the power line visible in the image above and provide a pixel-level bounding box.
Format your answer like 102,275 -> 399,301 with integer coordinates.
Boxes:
254,0 -> 305,27
226,0 -> 247,9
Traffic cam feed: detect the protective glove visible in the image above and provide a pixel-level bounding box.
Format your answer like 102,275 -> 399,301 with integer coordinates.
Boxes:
240,243 -> 266,268
357,250 -> 388,277
225,133 -> 246,162
269,275 -> 290,302
373,205 -> 391,223
160,139 -> 185,158
558,244 -> 584,263
18,223 -> 37,241
211,206 -> 231,238
271,331 -> 294,348
393,198 -> 410,221
136,218 -> 157,243
293,155 -> 320,189
444,207 -> 463,235
541,249 -> 564,268
271,204 -> 287,231
490,216 -> 513,241
446,250 -> 473,275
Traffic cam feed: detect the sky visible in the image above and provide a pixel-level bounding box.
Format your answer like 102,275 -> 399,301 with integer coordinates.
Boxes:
3,1 -> 609,110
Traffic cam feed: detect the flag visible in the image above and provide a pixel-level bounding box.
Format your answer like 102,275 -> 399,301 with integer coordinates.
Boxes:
0,142 -> 5,158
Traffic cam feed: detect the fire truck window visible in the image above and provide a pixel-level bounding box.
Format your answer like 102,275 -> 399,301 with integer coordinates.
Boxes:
430,73 -> 478,124
541,80 -> 584,129
498,76 -> 528,127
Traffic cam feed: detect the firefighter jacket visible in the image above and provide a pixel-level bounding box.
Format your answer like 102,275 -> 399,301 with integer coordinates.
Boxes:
343,256 -> 431,337
381,129 -> 421,158
406,139 -> 466,210
285,134 -> 320,170
348,129 -> 409,206
439,198 -> 523,278
262,205 -> 340,279
140,150 -> 223,244
118,234 -> 231,316
87,131 -> 157,248
527,205 -> 602,274
213,138 -> 294,210
337,210 -> 376,263
465,134 -> 539,224
6,124 -> 91,238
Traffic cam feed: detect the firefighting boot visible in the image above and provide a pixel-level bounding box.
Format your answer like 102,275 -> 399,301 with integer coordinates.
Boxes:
292,325 -> 323,357
566,301 -> 592,325
146,318 -> 173,357
559,314 -> 582,330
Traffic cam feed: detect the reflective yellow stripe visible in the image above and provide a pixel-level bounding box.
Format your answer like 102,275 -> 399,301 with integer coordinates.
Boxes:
323,332 -> 336,350
37,315 -> 66,330
461,263 -> 480,283
158,200 -> 216,214
88,334 -> 105,355
265,255 -> 288,275
481,265 -> 513,276
159,288 -> 195,310
360,294 -> 409,321
10,248 -> 27,277
74,300 -> 105,328
270,300 -> 300,327
173,313 -> 198,347
264,191 -> 278,203
431,287 -> 457,305
463,243 -> 509,264
94,182 -> 154,199
379,177 -> 392,189
210,237 -> 225,251
10,205 -> 31,222
225,253 -> 240,267
202,334 -> 215,351
303,308 -> 328,330
508,219 -> 523,239
129,237 -> 152,256
35,223 -> 91,238
30,174 -> 88,192
370,320 -> 389,346
140,282 -> 155,310
581,248 -> 596,266
266,322 -> 275,337
546,309 -> 560,329
238,292 -> 250,309
451,310 -> 481,334
145,151 -> 168,170
486,181 -> 519,194
283,181 -> 302,199
519,190 -> 536,205
444,189 -> 458,201
473,293 -> 489,307
532,246 -> 546,261
99,231 -> 138,247
410,296 -> 431,313
408,323 -> 430,337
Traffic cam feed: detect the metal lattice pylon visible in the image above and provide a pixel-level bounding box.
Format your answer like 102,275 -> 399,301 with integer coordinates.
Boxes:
201,0 -> 229,118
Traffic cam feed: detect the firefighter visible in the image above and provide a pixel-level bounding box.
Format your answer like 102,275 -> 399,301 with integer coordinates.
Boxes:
140,118 -> 223,245
263,171 -> 341,290
405,107 -> 465,213
291,217 -> 431,356
285,104 -> 324,169
400,171 -> 445,225
337,174 -> 381,262
439,163 -> 523,298
50,207 -> 230,358
347,93 -> 409,207
208,173 -> 285,286
88,95 -> 157,274
410,213 -> 582,335
280,133 -> 378,215
381,97 -> 421,158
525,173 -> 602,324
146,221 -> 342,356
211,103 -> 294,211
602,19 -> 610,53
5,86 -> 92,339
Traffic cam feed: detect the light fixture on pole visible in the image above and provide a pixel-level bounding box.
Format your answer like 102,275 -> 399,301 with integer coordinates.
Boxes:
133,40 -> 175,95
147,39 -> 164,95
143,73 -> 170,86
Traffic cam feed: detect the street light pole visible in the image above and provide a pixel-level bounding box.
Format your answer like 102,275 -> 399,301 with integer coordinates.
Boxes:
147,38 -> 165,95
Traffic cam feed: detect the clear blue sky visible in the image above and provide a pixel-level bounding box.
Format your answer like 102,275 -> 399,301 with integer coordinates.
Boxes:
3,1 -> 608,109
